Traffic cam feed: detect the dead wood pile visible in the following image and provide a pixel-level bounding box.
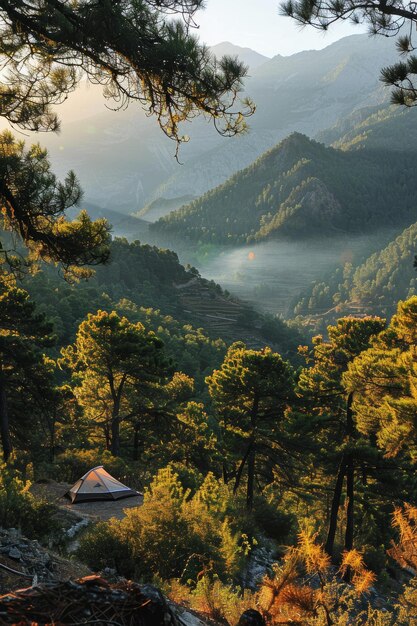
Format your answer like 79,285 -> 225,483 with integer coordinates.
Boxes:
0,574 -> 181,625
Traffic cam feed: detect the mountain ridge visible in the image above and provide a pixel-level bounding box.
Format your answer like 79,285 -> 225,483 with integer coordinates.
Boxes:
150,132 -> 417,243
15,33 -> 400,214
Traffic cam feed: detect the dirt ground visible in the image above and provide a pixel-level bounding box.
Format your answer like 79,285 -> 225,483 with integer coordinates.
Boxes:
31,481 -> 144,522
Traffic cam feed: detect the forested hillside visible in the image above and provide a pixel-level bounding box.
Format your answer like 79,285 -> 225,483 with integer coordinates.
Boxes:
317,103 -> 417,152
291,221 -> 417,326
18,34 -> 399,214
24,238 -> 301,371
152,133 -> 417,243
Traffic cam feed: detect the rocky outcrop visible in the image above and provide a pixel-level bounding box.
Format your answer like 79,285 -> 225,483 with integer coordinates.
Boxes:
276,178 -> 343,237
0,528 -> 55,586
0,532 -> 250,625
0,528 -> 90,593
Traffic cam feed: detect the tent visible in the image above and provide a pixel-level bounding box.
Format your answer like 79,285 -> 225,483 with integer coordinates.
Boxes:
67,466 -> 140,503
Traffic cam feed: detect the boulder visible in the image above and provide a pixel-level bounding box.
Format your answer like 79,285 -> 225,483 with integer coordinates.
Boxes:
237,609 -> 267,626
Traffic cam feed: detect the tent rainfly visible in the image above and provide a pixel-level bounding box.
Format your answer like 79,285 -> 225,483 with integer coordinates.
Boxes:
67,466 -> 140,503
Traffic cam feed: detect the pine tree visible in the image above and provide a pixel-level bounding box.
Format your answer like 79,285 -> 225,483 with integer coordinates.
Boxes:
294,317 -> 386,558
207,343 -> 295,510
0,131 -> 111,280
61,310 -> 170,456
345,296 -> 417,462
0,276 -> 56,460
0,1 -> 253,143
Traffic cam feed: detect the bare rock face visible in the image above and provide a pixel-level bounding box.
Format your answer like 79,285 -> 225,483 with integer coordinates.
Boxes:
276,177 -> 343,236
299,178 -> 343,223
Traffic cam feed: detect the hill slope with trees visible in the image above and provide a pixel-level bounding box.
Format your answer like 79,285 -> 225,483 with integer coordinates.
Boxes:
317,103 -> 417,152
24,238 -> 301,364
151,133 -> 417,244
291,221 -> 417,326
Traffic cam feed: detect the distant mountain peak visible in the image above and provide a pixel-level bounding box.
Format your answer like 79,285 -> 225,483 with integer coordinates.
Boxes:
210,42 -> 270,70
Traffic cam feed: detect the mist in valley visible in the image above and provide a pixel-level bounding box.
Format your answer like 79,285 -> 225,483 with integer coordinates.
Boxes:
119,225 -> 400,319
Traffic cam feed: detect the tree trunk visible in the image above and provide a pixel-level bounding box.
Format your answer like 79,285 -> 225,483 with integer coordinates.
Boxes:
105,424 -> 111,451
111,418 -> 120,456
343,392 -> 355,581
344,453 -> 354,552
344,392 -> 355,551
246,440 -> 256,510
246,394 -> 259,510
234,440 -> 253,494
0,365 -> 12,462
222,462 -> 229,485
133,424 -> 140,461
324,456 -> 346,558
110,398 -> 121,456
49,419 -> 56,463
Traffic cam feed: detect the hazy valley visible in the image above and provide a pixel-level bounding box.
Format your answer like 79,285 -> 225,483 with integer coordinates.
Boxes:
29,33 -> 417,324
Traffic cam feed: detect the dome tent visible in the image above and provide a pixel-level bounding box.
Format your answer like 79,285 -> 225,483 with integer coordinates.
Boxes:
67,466 -> 140,503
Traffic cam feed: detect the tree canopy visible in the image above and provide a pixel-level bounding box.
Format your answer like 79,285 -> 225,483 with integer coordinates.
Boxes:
61,310 -> 170,456
207,343 -> 295,509
0,131 -> 111,280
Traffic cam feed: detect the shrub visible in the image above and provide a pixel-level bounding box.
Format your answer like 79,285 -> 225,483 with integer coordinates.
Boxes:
76,520 -> 134,578
166,461 -> 204,493
119,467 -> 206,581
53,449 -> 133,484
0,464 -> 57,539
77,468 -> 257,583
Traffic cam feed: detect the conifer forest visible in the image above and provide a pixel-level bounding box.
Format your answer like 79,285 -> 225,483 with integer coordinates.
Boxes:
2,2 -> 417,624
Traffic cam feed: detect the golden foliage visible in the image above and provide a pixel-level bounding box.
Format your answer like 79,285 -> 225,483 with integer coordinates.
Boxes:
341,549 -> 376,594
341,549 -> 365,573
280,584 -> 317,615
389,504 -> 417,572
297,530 -> 331,574
352,570 -> 377,594
257,553 -> 299,615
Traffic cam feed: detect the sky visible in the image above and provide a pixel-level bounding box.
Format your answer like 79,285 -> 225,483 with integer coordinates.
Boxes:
195,0 -> 367,57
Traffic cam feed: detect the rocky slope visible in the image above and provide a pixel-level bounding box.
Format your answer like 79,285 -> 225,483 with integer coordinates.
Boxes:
0,530 -> 223,625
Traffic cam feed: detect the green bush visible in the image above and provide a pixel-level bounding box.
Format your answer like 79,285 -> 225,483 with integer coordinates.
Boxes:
76,521 -> 135,577
0,465 -> 57,539
77,468 -> 257,583
53,449 -> 132,483
166,461 -> 204,493
252,497 -> 294,543
120,467 -> 208,581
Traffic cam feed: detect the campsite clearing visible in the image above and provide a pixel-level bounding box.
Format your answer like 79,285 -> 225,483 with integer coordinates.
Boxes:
30,481 -> 143,522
